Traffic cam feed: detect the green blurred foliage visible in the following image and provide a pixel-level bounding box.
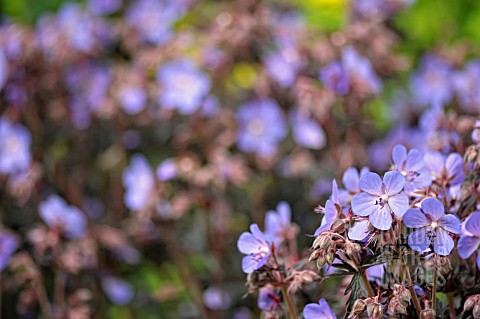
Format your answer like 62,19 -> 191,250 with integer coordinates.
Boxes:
1,0 -> 82,24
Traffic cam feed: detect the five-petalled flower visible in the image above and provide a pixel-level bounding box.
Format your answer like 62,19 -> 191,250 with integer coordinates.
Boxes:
237,224 -> 271,273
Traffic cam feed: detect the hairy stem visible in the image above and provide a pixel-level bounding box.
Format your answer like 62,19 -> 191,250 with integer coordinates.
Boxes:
281,286 -> 298,319
36,274 -> 53,319
447,292 -> 455,319
400,254 -> 422,317
432,269 -> 437,313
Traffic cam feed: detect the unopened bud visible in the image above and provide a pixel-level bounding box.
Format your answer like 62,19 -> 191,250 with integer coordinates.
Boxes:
474,304 -> 480,319
420,309 -> 435,319
309,249 -> 322,262
313,234 -> 331,249
326,251 -> 335,265
352,299 -> 366,315
464,297 -> 476,312
345,241 -> 361,255
371,303 -> 383,319
316,256 -> 326,269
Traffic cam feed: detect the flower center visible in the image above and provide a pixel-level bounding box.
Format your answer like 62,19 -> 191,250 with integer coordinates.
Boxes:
6,136 -> 20,153
431,221 -> 439,230
247,118 -> 266,136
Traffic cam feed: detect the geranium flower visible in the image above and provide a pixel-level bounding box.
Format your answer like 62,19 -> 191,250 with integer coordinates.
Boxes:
237,224 -> 271,273
403,198 -> 461,255
303,298 -> 336,319
39,195 -> 87,239
351,171 -> 409,230
458,212 -> 480,269
392,144 -> 431,194
265,201 -> 293,245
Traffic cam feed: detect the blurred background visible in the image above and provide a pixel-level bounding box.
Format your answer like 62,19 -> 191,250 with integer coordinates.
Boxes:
0,0 -> 479,318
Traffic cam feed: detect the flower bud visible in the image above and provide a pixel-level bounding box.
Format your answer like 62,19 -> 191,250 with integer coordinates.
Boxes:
420,309 -> 435,319
345,241 -> 361,255
325,251 -> 335,265
473,304 -> 480,319
313,234 -> 331,249
316,256 -> 326,269
351,299 -> 366,315
464,297 -> 476,312
309,249 -> 321,262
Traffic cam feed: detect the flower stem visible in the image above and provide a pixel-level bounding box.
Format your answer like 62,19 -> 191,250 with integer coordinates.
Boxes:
350,253 -> 375,298
400,254 -> 422,317
281,286 -> 298,319
447,292 -> 456,319
432,269 -> 437,313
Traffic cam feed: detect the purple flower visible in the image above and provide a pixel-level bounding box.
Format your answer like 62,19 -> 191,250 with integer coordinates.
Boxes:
452,61 -> 480,113
342,47 -> 382,94
39,195 -> 87,239
87,0 -> 122,15
264,48 -> 301,88
410,54 -> 453,107
156,159 -> 177,181
265,202 -> 292,245
237,224 -> 271,273
258,286 -> 279,311
0,49 -> 8,90
314,180 -> 340,236
392,144 -> 431,194
118,85 -> 147,115
290,112 -> 326,150
203,287 -> 231,310
236,99 -> 287,157
122,154 -> 155,211
403,198 -> 461,255
101,276 -> 134,305
458,212 -> 480,269
472,120 -> 480,143
351,171 -> 409,230
0,231 -> 18,271
367,263 -> 385,282
348,220 -> 371,241
339,167 -> 370,204
423,151 -> 465,187
303,298 -> 336,319
319,61 -> 350,95
0,118 -> 31,175
157,59 -> 211,115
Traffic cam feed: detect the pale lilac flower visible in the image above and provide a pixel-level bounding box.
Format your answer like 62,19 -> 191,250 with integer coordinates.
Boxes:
101,276 -> 134,305
157,59 -> 211,115
156,159 -> 177,181
423,151 -> 465,187
319,61 -> 350,95
0,231 -> 18,271
303,298 -> 336,319
237,224 -> 271,273
367,263 -> 385,282
0,49 -> 7,90
39,195 -> 87,239
351,171 -> 409,230
410,54 -> 453,107
236,99 -> 287,157
458,212 -> 480,269
348,220 -> 371,241
290,112 -> 326,150
339,167 -> 370,204
452,61 -> 480,113
472,120 -> 480,143
0,118 -> 31,175
203,287 -> 231,310
342,47 -> 382,94
258,286 -> 280,311
118,85 -> 147,115
264,48 -> 301,88
314,180 -> 340,236
265,202 -> 292,245
403,198 -> 461,255
392,144 -> 431,193
122,154 -> 155,211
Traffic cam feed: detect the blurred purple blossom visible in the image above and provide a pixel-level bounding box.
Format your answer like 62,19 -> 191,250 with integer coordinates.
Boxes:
473,120 -> 480,143
118,85 -> 147,115
0,118 -> 31,175
258,286 -> 279,311
0,49 -> 7,90
452,61 -> 480,113
392,144 -> 431,194
236,99 -> 287,157
39,195 -> 87,239
410,54 -> 453,108
156,159 -> 177,181
290,112 -> 326,150
319,61 -> 350,95
101,276 -> 134,305
0,231 -> 18,271
342,47 -> 382,94
423,151 -> 465,187
157,59 -> 211,114
237,224 -> 271,273
351,171 -> 409,230
264,48 -> 301,88
265,201 -> 293,245
122,154 -> 155,211
202,287 -> 231,310
87,0 -> 122,15
404,198 -> 461,255
458,212 -> 480,269
303,298 -> 336,319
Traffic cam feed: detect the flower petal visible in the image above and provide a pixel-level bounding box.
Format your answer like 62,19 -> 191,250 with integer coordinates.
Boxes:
466,212 -> 480,236
476,253 -> 480,271
434,228 -> 454,256
237,232 -> 260,254
358,172 -> 383,196
383,171 -> 405,196
408,227 -> 430,253
403,208 -> 430,228
241,255 -> 258,273
424,151 -> 445,177
439,214 -> 461,234
331,179 -> 340,204
351,193 -> 379,217
388,193 -> 409,218
342,167 -> 360,193
420,198 -> 444,221
392,144 -> 407,168
446,153 -> 465,185
250,224 -> 266,242
369,206 -> 392,230
348,220 -> 370,241
406,149 -> 425,172
277,201 -> 291,224
457,235 -> 480,259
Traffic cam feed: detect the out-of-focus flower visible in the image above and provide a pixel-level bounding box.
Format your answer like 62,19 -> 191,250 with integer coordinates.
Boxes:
202,287 -> 231,310
472,120 -> 480,143
0,49 -> 7,90
403,198 -> 461,255
458,212 -> 480,269
237,224 -> 271,273
423,151 -> 465,187
236,99 -> 287,157
352,0 -> 414,19
342,47 -> 382,94
87,0 -> 122,15
264,48 -> 301,88
303,298 -> 336,319
122,154 -> 155,211
258,285 -> 280,311
392,144 -> 431,194
453,61 -> 480,113
0,231 -> 18,271
290,112 -> 326,150
39,195 -> 87,239
339,167 -> 370,204
157,59 -> 211,115
265,202 -> 293,245
117,85 -> 147,115
101,276 -> 134,305
156,159 -> 177,181
319,61 -> 350,95
0,118 -> 31,175
351,171 -> 409,230
410,54 -> 453,108
126,0 -> 184,45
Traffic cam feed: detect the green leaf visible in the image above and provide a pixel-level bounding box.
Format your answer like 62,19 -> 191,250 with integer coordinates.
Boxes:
344,274 -> 367,316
